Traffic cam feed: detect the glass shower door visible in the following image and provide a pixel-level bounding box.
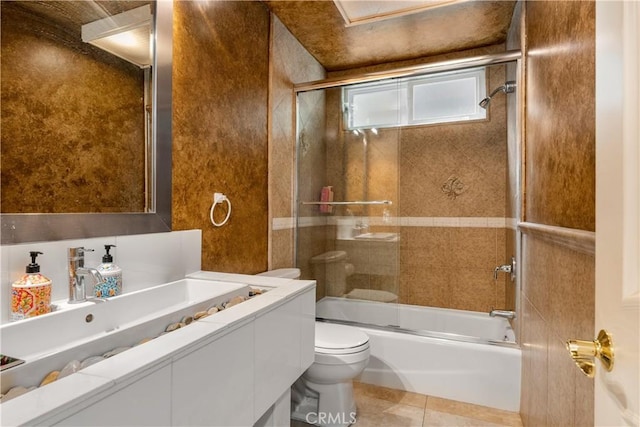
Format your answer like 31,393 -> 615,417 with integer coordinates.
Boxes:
295,85 -> 402,328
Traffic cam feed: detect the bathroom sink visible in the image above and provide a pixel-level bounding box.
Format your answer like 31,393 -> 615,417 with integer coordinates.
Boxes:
0,278 -> 250,393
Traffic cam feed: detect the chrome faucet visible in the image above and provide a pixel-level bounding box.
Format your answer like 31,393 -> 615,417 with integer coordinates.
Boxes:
490,309 -> 516,319
494,264 -> 512,279
68,247 -> 105,303
494,256 -> 517,281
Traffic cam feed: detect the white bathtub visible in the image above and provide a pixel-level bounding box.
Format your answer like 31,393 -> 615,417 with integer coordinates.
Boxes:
316,297 -> 521,412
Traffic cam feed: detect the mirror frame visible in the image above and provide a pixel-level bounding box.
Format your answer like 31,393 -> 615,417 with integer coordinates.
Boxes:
1,1 -> 173,245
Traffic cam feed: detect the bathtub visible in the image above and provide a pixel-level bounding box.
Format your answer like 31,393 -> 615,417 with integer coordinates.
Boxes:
316,297 -> 521,412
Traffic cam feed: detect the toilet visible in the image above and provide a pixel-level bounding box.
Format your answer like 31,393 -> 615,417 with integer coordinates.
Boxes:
310,250 -> 398,303
257,268 -> 370,427
310,251 -> 353,297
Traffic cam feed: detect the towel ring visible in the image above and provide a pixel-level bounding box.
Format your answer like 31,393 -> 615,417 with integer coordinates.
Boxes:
210,193 -> 232,227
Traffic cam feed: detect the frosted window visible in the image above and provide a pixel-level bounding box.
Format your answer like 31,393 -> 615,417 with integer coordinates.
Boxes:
344,68 -> 486,129
347,83 -> 407,128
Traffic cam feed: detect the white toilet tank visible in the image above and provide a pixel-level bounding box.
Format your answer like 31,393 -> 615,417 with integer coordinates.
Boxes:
310,251 -> 350,297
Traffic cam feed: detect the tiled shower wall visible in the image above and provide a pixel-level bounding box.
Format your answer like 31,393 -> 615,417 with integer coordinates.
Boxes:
319,63 -> 512,312
269,26 -> 517,312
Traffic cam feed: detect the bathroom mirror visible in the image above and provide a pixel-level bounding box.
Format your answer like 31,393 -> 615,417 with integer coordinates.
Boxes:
0,0 -> 172,244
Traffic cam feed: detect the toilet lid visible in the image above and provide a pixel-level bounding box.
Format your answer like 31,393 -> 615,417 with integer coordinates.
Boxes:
315,322 -> 369,354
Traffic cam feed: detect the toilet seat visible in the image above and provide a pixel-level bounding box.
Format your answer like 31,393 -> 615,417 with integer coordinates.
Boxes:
315,322 -> 370,355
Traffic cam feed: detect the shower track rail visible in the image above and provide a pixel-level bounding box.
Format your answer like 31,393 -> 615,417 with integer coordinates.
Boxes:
294,50 -> 521,93
316,317 -> 520,349
301,200 -> 392,206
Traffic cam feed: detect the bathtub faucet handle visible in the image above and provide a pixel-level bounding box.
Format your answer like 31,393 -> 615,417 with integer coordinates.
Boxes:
493,264 -> 511,280
494,257 -> 516,281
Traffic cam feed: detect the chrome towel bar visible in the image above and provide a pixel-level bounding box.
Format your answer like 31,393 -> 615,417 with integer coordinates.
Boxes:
301,200 -> 392,206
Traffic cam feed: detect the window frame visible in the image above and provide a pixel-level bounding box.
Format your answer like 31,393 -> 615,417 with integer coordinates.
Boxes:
343,67 -> 487,130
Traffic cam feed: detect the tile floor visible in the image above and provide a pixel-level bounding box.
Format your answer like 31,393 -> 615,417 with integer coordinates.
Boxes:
292,381 -> 523,427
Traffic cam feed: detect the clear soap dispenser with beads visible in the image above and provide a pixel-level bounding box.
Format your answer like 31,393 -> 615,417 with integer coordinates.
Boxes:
95,245 -> 122,298
11,251 -> 52,321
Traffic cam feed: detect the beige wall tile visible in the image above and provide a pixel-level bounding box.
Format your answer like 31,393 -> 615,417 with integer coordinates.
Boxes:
399,226 -> 507,311
450,268 -> 496,312
271,229 -> 294,269
527,298 -> 549,427
546,336 -> 576,426
573,365 -> 594,427
400,264 -> 451,308
401,228 -> 452,268
548,245 -> 595,341
519,297 -> 533,427
521,235 -> 551,321
451,228 -> 499,271
520,235 -> 595,427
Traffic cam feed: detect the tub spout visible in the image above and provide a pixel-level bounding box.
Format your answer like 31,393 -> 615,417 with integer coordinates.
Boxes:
489,309 -> 516,319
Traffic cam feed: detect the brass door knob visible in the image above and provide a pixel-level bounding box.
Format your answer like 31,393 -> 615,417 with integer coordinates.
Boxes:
566,329 -> 614,378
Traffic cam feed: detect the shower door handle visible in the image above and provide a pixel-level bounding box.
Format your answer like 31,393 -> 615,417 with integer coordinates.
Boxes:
566,329 -> 614,378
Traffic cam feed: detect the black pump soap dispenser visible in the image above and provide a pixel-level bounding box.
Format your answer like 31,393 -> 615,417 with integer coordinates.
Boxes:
95,245 -> 122,298
11,251 -> 52,321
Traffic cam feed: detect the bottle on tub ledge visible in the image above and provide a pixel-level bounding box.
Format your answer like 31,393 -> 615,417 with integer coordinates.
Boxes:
95,245 -> 122,298
319,185 -> 334,214
11,251 -> 52,321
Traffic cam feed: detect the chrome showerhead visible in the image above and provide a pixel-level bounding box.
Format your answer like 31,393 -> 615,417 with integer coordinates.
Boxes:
479,97 -> 491,109
479,81 -> 516,109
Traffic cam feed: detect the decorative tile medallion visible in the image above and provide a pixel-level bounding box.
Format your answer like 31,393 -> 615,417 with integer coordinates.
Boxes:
441,176 -> 465,199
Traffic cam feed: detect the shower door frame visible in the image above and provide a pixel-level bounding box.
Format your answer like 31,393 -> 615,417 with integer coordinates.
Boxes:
293,50 -> 524,343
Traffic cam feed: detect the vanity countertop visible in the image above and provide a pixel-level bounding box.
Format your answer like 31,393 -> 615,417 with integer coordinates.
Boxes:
1,274 -> 315,426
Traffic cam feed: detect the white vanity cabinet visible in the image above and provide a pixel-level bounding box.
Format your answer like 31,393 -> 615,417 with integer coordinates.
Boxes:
171,321 -> 255,426
55,363 -> 173,427
2,278 -> 315,427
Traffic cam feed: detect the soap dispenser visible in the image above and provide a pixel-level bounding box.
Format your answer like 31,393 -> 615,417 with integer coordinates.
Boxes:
11,251 -> 52,321
95,245 -> 122,298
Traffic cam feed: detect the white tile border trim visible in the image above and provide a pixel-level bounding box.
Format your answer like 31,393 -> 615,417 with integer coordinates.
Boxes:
272,217 -> 296,231
273,217 -> 518,230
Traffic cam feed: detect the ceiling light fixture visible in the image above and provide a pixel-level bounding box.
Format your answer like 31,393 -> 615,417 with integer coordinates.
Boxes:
333,0 -> 467,27
81,5 -> 152,68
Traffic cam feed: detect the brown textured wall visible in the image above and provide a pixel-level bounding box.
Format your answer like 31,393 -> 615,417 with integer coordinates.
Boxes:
524,0 -> 596,231
265,1 -> 515,71
1,2 -> 146,213
519,1 -> 596,425
172,1 -> 270,273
